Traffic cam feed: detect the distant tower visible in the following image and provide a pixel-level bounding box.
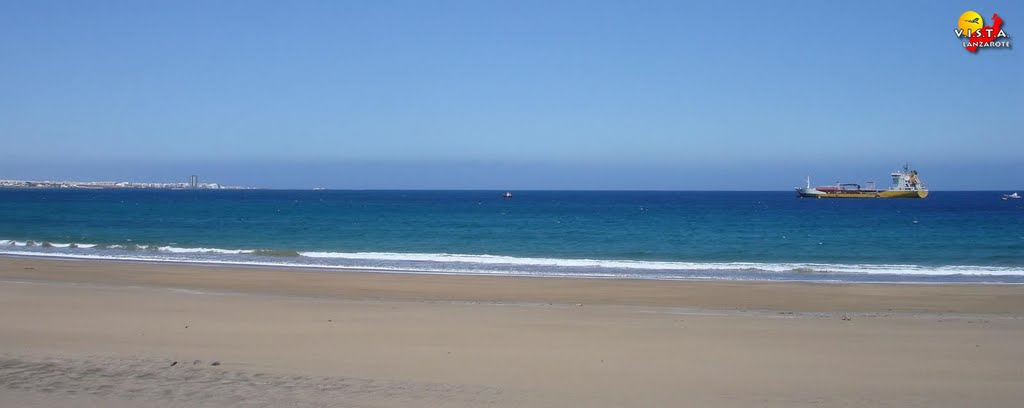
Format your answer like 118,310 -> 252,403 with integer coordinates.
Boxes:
189,175 -> 198,188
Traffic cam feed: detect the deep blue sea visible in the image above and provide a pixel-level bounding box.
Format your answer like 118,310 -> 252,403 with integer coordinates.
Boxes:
2,189 -> 1023,283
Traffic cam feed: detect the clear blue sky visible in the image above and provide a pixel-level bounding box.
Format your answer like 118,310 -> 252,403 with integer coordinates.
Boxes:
0,0 -> 1020,189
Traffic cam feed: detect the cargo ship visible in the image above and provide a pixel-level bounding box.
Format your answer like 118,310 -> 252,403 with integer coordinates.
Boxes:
796,164 -> 928,199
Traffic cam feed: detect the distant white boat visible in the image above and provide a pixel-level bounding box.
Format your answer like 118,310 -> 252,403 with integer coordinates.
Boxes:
503,192 -> 513,198
1002,192 -> 1021,200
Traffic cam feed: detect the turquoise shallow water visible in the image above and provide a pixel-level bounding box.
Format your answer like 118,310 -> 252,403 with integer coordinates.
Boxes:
1,189 -> 1022,283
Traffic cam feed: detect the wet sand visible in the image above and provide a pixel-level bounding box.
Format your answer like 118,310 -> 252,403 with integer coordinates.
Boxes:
1,257 -> 1023,407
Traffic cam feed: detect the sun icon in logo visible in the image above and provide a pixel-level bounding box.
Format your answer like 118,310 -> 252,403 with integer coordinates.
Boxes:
959,10 -> 983,35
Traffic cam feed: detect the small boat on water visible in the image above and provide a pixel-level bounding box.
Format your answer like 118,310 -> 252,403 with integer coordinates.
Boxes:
503,192 -> 513,198
1002,192 -> 1021,200
796,163 -> 928,199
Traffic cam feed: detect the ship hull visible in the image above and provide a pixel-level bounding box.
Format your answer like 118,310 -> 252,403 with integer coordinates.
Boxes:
878,190 -> 928,198
796,189 -> 927,199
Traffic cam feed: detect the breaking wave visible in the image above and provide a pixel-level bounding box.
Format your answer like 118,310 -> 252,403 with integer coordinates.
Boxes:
1,238 -> 1023,283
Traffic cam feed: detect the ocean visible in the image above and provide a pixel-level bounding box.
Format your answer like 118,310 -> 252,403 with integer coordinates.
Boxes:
1,189 -> 1022,283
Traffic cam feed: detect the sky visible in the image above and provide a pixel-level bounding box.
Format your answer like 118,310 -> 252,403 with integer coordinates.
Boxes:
0,0 -> 1020,189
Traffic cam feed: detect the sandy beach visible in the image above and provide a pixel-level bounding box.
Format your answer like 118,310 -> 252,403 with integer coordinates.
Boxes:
2,257 -> 1023,407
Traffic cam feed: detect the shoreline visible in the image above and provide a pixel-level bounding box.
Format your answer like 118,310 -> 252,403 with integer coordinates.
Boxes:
3,256 -> 1024,314
8,251 -> 1024,285
3,248 -> 1024,284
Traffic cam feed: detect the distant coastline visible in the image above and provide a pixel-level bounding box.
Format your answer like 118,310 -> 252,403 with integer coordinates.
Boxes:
0,178 -> 254,190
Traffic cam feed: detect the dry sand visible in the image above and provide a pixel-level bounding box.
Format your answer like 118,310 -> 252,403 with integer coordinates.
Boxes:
1,257 -> 1023,407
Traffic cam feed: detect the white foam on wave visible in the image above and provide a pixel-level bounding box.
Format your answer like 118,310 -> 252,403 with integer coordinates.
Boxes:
156,246 -> 255,255
3,247 -> 1019,283
0,249 -> 533,277
297,251 -> 1024,276
2,240 -> 96,249
2,238 -> 1023,279
1,239 -> 246,254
